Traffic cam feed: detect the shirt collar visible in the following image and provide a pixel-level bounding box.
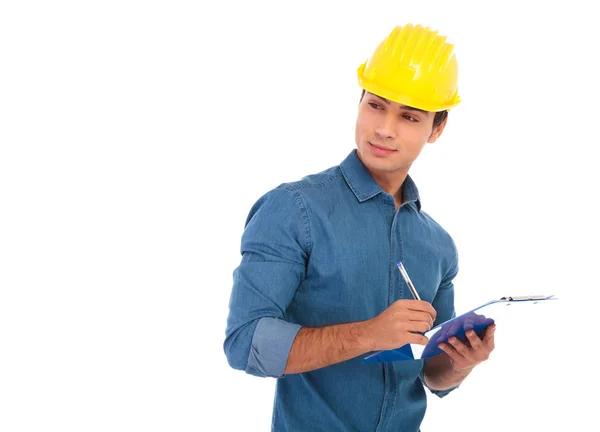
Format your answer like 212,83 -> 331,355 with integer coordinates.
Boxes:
339,149 -> 422,211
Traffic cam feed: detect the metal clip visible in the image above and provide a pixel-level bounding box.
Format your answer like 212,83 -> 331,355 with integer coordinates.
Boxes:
500,295 -> 552,301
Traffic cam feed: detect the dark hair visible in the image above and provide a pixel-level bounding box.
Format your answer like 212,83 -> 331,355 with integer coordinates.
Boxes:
432,109 -> 448,129
360,89 -> 447,129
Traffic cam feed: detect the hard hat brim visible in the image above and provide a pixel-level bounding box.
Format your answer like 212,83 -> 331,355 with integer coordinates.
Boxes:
358,64 -> 461,112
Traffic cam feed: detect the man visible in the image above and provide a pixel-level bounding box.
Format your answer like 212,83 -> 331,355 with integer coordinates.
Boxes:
224,23 -> 495,431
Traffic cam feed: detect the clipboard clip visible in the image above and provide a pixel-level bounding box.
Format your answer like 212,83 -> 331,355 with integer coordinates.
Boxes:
500,295 -> 554,301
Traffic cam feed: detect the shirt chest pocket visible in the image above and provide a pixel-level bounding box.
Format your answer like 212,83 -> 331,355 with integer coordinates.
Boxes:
289,229 -> 392,326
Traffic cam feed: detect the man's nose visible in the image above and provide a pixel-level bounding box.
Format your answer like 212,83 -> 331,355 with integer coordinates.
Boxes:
376,116 -> 396,139
376,126 -> 396,140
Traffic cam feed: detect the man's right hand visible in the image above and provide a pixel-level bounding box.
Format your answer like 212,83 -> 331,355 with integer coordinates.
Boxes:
364,300 -> 437,351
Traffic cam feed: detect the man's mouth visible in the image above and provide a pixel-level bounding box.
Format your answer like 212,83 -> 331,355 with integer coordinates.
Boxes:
369,142 -> 396,152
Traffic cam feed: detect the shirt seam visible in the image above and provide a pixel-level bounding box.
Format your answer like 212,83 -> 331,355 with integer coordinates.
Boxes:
278,185 -> 314,255
283,173 -> 343,192
442,245 -> 459,282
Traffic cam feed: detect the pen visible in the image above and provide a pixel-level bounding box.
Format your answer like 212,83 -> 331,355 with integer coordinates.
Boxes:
364,261 -> 422,359
396,261 -> 421,301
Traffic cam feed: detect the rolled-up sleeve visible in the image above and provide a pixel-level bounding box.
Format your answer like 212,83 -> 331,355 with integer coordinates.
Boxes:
223,187 -> 311,378
420,248 -> 459,397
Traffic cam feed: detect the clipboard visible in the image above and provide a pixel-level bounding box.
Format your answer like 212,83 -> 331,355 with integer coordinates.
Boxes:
362,294 -> 557,364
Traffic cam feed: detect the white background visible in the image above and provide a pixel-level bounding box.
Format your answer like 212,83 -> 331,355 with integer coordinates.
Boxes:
1,1 -> 599,431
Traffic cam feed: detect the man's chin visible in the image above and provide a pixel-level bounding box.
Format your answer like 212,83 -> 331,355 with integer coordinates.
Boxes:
363,159 -> 398,173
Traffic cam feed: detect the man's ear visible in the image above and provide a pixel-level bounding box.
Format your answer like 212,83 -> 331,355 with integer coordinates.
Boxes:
428,117 -> 448,143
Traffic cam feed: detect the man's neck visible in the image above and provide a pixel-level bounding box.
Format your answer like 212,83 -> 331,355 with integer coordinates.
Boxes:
369,169 -> 408,210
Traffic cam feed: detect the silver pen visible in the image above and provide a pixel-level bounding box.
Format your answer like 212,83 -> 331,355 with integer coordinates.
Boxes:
363,261 -> 422,360
396,261 -> 421,300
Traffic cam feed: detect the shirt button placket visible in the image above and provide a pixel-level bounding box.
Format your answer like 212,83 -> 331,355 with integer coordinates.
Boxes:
375,195 -> 400,432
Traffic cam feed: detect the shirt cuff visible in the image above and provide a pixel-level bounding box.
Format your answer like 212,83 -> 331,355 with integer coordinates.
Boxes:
247,317 -> 302,378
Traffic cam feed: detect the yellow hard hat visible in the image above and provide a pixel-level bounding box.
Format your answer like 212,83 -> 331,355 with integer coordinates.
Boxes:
357,24 -> 461,112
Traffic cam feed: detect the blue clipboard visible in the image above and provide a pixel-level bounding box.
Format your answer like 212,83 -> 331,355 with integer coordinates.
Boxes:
362,294 -> 557,364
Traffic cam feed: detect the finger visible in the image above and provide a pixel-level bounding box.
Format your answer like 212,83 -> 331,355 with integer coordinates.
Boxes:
447,337 -> 471,358
405,300 -> 437,321
406,320 -> 432,334
406,310 -> 435,329
408,333 -> 429,346
465,329 -> 483,350
483,324 -> 495,341
483,324 -> 496,349
391,300 -> 435,323
438,343 -> 462,363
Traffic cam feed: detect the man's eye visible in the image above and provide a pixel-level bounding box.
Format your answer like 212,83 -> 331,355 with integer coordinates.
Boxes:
403,115 -> 418,122
368,102 -> 382,110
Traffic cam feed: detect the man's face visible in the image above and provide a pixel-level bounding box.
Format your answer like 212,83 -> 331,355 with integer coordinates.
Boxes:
355,92 -> 446,175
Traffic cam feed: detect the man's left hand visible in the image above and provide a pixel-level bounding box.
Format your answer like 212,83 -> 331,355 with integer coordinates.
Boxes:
438,324 -> 496,371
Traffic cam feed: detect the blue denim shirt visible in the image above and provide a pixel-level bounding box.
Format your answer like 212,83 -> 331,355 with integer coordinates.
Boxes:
224,149 -> 460,431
